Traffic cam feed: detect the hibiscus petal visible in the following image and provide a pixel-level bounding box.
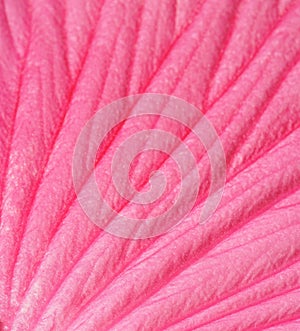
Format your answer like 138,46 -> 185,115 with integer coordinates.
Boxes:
0,0 -> 300,330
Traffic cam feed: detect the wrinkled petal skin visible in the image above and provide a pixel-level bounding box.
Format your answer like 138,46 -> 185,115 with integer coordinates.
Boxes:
0,0 -> 300,330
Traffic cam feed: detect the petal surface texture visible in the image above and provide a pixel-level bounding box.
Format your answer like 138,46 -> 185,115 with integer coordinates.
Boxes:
0,0 -> 300,330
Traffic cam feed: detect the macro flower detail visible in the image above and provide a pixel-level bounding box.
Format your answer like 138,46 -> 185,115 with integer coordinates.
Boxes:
0,0 -> 300,330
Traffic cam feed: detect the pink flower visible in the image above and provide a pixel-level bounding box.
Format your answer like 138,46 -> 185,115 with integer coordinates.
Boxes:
0,0 -> 299,330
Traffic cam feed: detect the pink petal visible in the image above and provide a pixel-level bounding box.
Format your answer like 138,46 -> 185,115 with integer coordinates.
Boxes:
0,0 -> 299,330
